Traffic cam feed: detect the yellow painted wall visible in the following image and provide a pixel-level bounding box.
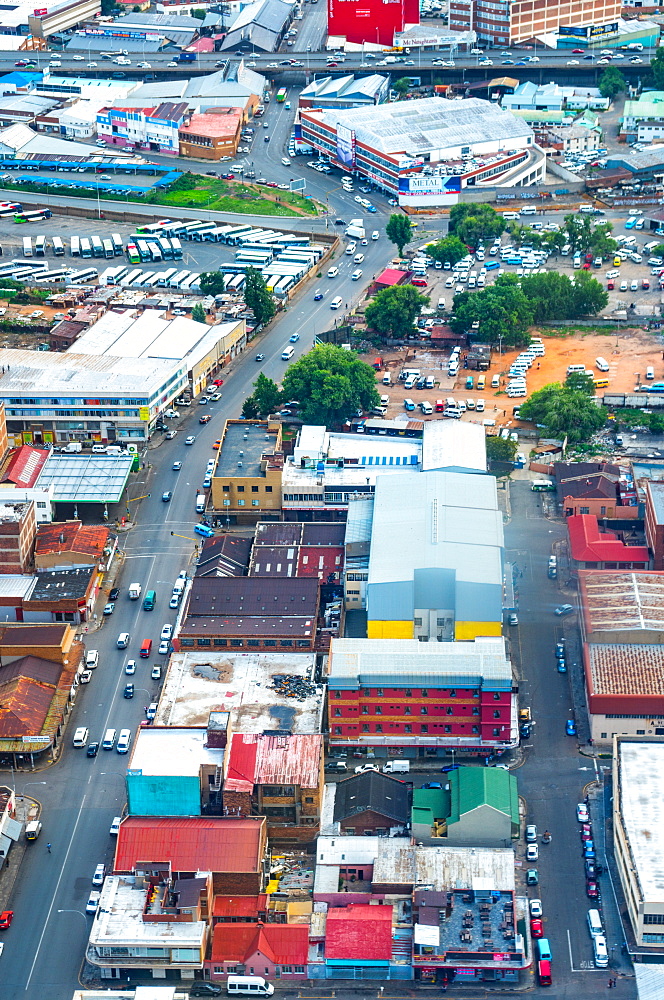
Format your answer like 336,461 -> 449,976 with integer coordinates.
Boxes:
455,621 -> 502,641
367,619 -> 414,640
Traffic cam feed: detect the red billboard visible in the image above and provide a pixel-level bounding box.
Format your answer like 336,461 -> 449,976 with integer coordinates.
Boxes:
328,0 -> 418,45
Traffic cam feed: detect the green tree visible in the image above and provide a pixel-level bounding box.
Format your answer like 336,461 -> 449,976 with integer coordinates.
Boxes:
250,373 -> 283,416
566,370 -> 596,395
393,77 -> 411,98
651,47 -> 664,90
449,204 -> 505,245
365,284 -> 430,340
571,270 -> 608,316
199,271 -> 228,296
520,383 -> 607,443
520,271 -> 576,322
599,66 -> 627,100
281,345 -> 380,426
191,303 -> 207,324
426,235 -> 467,266
191,7 -> 206,16
652,244 -> 664,258
244,265 -> 275,326
589,224 -> 618,259
486,435 -> 518,463
450,276 -> 534,347
385,214 -> 413,255
542,229 -> 567,254
241,396 -> 260,419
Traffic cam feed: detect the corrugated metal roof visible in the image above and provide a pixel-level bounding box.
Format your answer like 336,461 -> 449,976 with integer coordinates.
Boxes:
325,904 -> 393,961
187,576 -> 319,616
618,741 -> 664,902
333,771 -> 410,824
421,422 -> 486,474
114,816 -> 265,874
588,643 -> 664,696
210,922 -> 309,964
36,520 -> 108,558
213,893 -> 267,917
225,733 -> 322,791
581,570 -> 664,633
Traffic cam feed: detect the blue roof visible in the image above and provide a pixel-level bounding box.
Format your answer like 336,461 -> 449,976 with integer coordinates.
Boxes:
0,71 -> 42,88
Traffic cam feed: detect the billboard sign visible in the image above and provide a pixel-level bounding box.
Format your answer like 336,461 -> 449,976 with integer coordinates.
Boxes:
590,21 -> 618,36
336,124 -> 356,169
399,174 -> 461,194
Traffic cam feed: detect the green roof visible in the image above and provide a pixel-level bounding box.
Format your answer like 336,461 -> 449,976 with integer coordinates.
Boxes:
412,786 -> 451,829
512,110 -> 573,124
448,767 -> 519,826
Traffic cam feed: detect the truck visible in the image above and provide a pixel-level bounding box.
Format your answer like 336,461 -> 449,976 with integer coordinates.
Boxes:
25,820 -> 42,840
128,582 -> 142,600
62,441 -> 82,453
196,494 -> 206,513
383,760 -> 410,774
176,52 -> 196,62
345,219 -> 365,240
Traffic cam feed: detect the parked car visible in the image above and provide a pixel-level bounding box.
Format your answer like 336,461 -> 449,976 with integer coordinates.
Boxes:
566,719 -> 577,736
577,802 -> 589,822
92,864 -> 105,886
103,602 -> 115,616
109,587 -> 120,600
526,824 -> 537,842
555,604 -> 575,616
124,683 -> 134,699
86,742 -> 99,757
526,843 -> 539,862
526,869 -> 539,885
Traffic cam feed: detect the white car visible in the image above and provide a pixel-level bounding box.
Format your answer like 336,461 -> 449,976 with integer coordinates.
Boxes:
371,231 -> 379,240
86,62 -> 98,68
72,55 -> 84,61
351,269 -> 363,280
526,843 -> 539,862
529,898 -> 543,918
92,863 -> 105,886
125,660 -> 136,675
566,59 -> 579,65
577,802 -> 589,823
525,824 -> 537,842
161,624 -> 173,641
86,890 -> 101,914
158,640 -> 170,655
109,816 -> 121,835
354,253 -> 364,263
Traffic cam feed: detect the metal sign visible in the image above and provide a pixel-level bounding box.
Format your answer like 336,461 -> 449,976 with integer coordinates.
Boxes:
336,124 -> 356,170
290,178 -> 306,191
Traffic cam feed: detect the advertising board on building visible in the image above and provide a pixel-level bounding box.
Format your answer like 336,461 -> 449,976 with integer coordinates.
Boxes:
336,124 -> 356,169
399,174 -> 461,194
560,22 -> 618,38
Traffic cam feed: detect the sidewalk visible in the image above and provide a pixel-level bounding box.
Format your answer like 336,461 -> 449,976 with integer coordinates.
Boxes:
0,794 -> 42,913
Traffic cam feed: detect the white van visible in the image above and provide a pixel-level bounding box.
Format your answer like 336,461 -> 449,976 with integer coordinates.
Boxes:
102,728 -> 117,750
420,401 -> 433,415
382,372 -> 391,385
330,296 -> 343,309
596,357 -> 610,372
227,976 -> 274,996
73,727 -> 89,748
281,346 -> 295,361
567,364 -> 586,375
327,266 -> 339,278
646,366 -> 655,380
593,934 -> 609,968
587,909 -> 603,938
116,728 -> 131,754
520,205 -> 537,215
172,578 -> 186,597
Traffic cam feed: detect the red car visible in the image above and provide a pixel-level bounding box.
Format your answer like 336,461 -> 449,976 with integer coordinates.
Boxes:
199,414 -> 211,424
0,910 -> 13,929
212,378 -> 224,386
266,181 -> 278,188
586,881 -> 599,899
581,823 -> 593,841
221,173 -> 235,180
327,61 -> 339,67
530,918 -> 544,938
411,277 -> 428,287
14,60 -> 28,67
571,48 -> 585,54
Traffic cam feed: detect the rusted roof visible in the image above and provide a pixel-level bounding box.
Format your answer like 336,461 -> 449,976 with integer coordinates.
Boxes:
35,520 -> 109,558
179,616 -> 314,638
581,570 -> 664,634
186,576 -> 319,616
225,733 -> 323,793
0,623 -> 68,646
587,642 -> 664,697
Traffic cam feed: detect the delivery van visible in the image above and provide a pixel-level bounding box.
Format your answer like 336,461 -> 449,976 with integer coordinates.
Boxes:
404,398 -> 415,411
587,909 -> 603,938
73,726 -> 89,748
25,820 -> 42,840
595,357 -> 609,372
281,346 -> 295,361
227,977 -> 274,996
102,728 -> 117,750
330,296 -> 343,309
593,935 -> 608,968
196,494 -> 206,513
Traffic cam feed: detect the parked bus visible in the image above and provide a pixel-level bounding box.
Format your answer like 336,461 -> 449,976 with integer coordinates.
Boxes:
80,237 -> 92,258
127,243 -> 140,264
111,233 -> 123,256
276,88 -> 287,102
180,272 -> 200,291
14,209 -> 52,223
33,267 -> 72,283
107,266 -> 129,285
52,236 -> 64,256
147,241 -> 162,262
102,238 -> 114,259
142,273 -> 162,288
135,221 -> 172,236
22,236 -> 32,257
158,237 -> 173,259
170,237 -> 182,259
91,236 -> 104,258
70,235 -> 80,256
120,268 -> 143,287
169,270 -> 190,288
157,267 -> 178,287
66,267 -> 98,284
136,240 -> 151,262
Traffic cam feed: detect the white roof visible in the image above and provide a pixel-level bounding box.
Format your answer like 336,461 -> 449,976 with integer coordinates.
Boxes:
130,727 -> 224,776
90,876 -> 206,949
618,741 -> 664,903
0,349 -> 177,399
317,835 -> 410,866
422,421 -> 486,473
314,96 -> 533,157
327,637 -> 511,687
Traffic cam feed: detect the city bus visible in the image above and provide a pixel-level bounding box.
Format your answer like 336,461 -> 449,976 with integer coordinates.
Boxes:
102,238 -> 114,259
80,237 -> 92,258
127,243 -> 140,265
136,240 -> 151,263
70,235 -> 80,256
111,233 -> 123,256
52,236 -> 64,256
34,236 -> 46,257
14,209 -> 52,223
91,236 -> 104,258
276,88 -> 287,102
67,267 -> 98,284
22,236 -> 32,257
135,221 -> 172,236
170,237 -> 183,259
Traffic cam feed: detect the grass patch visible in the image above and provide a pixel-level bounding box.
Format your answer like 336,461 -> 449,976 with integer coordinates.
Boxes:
6,170 -> 320,218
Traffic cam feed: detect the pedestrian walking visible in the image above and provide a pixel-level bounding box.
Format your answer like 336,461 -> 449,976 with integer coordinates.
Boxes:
46,842 -> 51,853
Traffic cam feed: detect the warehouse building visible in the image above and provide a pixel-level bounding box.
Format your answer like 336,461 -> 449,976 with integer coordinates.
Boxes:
366,470 -> 504,641
299,97 -> 541,208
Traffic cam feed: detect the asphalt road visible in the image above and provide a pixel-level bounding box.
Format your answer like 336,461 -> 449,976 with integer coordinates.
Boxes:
505,484 -> 634,998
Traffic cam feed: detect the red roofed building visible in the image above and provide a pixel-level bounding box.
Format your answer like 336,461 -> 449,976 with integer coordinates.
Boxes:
114,816 -> 267,895
3,445 -> 49,489
325,904 -> 393,970
179,108 -> 243,161
372,269 -> 410,292
223,733 -> 324,844
35,520 -> 112,571
567,515 -> 650,570
212,894 -> 268,923
208,922 -> 309,980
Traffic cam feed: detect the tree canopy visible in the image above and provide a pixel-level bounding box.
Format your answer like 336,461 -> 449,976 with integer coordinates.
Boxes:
652,47 -> 664,90
281,345 -> 380,426
191,303 -> 207,324
486,435 -> 518,463
519,382 -> 606,443
450,275 -> 534,347
242,373 -> 283,418
364,283 -> 430,340
598,66 -> 627,100
244,265 -> 275,326
393,77 -> 411,98
426,235 -> 467,266
199,271 -> 227,296
449,204 -> 505,245
385,214 -> 413,255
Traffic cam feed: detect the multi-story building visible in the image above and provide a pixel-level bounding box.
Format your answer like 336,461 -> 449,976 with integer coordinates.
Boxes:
326,636 -> 516,758
96,101 -> 188,154
327,0 -> 420,46
0,499 -> 37,574
299,97 -> 541,208
613,736 -> 664,958
448,0 -> 621,48
178,108 -> 243,160
299,74 -> 389,110
209,420 -> 283,524
645,481 -> 664,570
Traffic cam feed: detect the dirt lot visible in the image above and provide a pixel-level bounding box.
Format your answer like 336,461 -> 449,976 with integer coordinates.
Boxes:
363,326 -> 664,430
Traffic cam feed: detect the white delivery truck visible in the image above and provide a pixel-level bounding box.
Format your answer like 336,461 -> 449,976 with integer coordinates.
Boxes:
196,494 -> 206,513
345,219 -> 365,240
383,760 -> 410,773
128,582 -> 142,600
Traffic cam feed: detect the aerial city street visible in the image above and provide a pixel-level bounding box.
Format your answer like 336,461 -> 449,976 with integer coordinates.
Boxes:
0,0 -> 664,997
